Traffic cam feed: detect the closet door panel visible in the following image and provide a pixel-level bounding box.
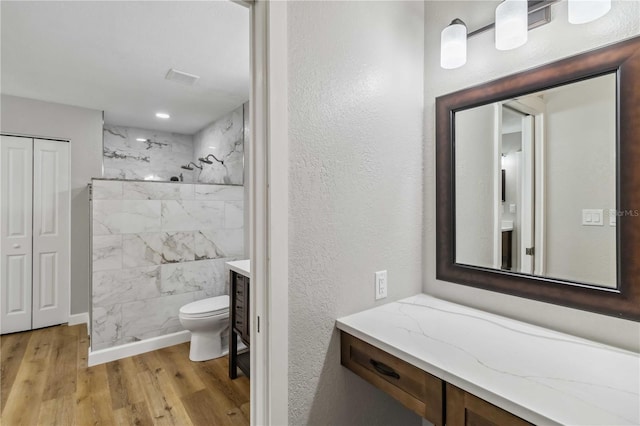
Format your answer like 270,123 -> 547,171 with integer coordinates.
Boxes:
32,139 -> 69,328
1,135 -> 33,333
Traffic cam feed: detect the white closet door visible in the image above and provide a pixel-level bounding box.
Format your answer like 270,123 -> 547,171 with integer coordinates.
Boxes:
32,139 -> 69,329
1,135 -> 33,333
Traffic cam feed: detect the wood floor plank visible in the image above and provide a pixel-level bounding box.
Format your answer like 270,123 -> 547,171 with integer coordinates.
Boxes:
42,325 -> 79,401
155,344 -> 206,398
183,359 -> 249,425
1,327 -> 56,425
136,351 -> 193,426
0,331 -> 31,410
192,352 -> 250,409
113,401 -> 155,426
77,324 -> 89,369
240,402 -> 250,421
182,388 -> 248,426
76,363 -> 116,425
37,393 -> 76,425
107,357 -> 145,409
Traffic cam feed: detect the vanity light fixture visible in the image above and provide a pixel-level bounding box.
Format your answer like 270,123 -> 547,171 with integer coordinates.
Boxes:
441,19 -> 468,69
155,112 -> 170,119
568,0 -> 611,24
440,0 -> 612,69
495,0 -> 528,50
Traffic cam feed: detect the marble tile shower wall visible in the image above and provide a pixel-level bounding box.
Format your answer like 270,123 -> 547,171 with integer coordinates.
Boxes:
91,179 -> 243,351
103,125 -> 194,182
191,102 -> 247,185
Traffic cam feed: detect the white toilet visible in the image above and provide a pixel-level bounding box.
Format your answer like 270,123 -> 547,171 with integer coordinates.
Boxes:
179,295 -> 230,362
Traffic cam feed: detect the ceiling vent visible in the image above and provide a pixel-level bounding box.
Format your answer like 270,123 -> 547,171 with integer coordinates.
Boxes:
165,69 -> 200,86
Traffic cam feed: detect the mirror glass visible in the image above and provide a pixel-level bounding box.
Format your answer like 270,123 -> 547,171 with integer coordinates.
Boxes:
454,73 -> 617,288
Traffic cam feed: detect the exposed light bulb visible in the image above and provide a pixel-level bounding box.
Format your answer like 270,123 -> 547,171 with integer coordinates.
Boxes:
568,0 -> 611,24
495,0 -> 528,51
441,19 -> 467,69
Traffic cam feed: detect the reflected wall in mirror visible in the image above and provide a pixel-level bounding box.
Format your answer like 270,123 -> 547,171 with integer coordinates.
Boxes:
436,36 -> 640,320
455,74 -> 616,288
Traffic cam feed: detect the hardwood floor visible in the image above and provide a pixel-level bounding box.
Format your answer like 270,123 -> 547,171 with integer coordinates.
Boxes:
1,324 -> 250,426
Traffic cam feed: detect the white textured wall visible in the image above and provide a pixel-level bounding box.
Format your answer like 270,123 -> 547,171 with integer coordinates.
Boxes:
544,75 -> 616,287
424,1 -> 640,351
1,94 -> 103,314
288,1 -> 424,424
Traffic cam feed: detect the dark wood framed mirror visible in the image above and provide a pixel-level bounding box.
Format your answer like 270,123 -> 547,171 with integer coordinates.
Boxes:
436,36 -> 640,321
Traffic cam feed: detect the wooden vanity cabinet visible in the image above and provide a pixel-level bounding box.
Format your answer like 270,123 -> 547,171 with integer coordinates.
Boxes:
340,331 -> 530,426
501,230 -> 513,270
340,332 -> 444,425
446,383 -> 531,426
229,270 -> 250,379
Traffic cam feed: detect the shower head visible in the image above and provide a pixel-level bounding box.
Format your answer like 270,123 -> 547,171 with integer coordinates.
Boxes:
199,153 -> 224,165
181,162 -> 202,171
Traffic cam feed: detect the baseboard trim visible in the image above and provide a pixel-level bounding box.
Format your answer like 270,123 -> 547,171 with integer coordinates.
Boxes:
88,331 -> 191,366
68,312 -> 89,327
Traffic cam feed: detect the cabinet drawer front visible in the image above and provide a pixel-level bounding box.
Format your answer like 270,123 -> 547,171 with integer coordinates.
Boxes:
235,300 -> 245,313
340,332 -> 443,426
234,316 -> 244,328
446,383 -> 531,426
235,275 -> 245,294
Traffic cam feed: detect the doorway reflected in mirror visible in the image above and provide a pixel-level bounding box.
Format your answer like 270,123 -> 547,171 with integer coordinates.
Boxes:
454,73 -> 616,288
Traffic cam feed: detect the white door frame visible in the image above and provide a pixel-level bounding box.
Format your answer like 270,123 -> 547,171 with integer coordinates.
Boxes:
248,1 -> 289,425
492,104 -> 503,270
505,97 -> 547,275
520,115 -> 535,274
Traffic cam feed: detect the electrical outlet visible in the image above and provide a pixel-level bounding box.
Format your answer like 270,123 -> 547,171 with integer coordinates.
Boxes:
375,270 -> 387,300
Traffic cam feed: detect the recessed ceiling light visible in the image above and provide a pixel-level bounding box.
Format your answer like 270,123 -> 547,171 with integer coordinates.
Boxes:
156,112 -> 170,119
136,138 -> 147,142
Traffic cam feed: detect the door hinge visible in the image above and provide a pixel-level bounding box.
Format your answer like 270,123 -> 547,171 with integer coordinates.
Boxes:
526,247 -> 535,256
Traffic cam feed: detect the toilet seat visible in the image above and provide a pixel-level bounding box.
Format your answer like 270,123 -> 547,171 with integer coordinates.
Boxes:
180,295 -> 229,319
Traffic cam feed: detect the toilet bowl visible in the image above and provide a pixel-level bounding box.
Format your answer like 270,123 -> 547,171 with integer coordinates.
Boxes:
179,295 -> 229,361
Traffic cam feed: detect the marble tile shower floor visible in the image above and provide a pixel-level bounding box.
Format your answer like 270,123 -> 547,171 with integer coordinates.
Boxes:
1,324 -> 249,425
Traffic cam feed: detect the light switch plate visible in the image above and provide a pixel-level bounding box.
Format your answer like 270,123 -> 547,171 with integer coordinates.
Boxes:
609,209 -> 617,226
582,209 -> 604,226
375,270 -> 387,300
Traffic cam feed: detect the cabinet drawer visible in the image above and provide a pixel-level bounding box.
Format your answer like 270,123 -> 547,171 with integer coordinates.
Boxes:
340,332 -> 443,426
234,316 -> 244,333
234,275 -> 245,295
446,383 -> 531,426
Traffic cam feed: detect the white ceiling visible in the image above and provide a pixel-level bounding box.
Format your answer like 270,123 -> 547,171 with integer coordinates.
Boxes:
1,1 -> 249,135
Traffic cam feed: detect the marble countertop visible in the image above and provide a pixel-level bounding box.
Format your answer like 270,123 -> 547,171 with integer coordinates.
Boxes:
226,259 -> 250,277
336,294 -> 639,425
